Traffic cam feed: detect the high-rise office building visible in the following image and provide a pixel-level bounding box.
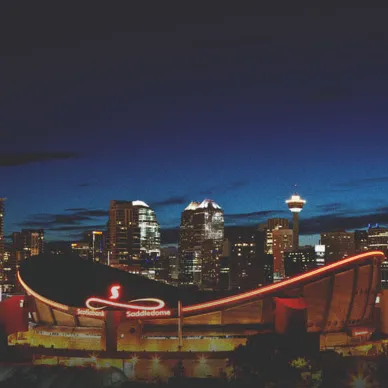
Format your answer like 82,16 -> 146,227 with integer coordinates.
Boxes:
315,244 -> 325,266
71,242 -> 90,260
219,239 -> 232,291
367,226 -> 388,289
272,227 -> 293,281
179,201 -> 201,284
355,230 -> 369,253
161,246 -> 179,284
10,229 -> 44,292
267,218 -> 290,232
1,249 -> 13,293
367,226 -> 388,252
107,200 -> 160,266
0,199 -> 5,292
179,199 -> 224,288
12,229 -> 44,260
284,246 -> 316,277
255,228 -> 274,286
265,218 -> 289,254
286,194 -> 306,250
85,230 -> 105,262
0,199 -> 4,264
228,231 -> 258,290
320,231 -> 355,264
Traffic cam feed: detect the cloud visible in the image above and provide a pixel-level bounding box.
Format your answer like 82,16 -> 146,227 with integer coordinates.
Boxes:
19,208 -> 108,230
151,195 -> 188,209
315,202 -> 347,213
77,182 -> 92,187
301,206 -> 388,235
225,210 -> 287,225
200,179 -> 250,196
335,176 -> 388,189
49,224 -> 107,232
0,152 -> 80,167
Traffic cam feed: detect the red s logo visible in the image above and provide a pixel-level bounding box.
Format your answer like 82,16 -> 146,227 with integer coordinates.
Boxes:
109,285 -> 121,300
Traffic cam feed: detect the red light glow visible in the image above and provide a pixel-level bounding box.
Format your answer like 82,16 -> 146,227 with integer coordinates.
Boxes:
182,251 -> 385,314
85,297 -> 166,311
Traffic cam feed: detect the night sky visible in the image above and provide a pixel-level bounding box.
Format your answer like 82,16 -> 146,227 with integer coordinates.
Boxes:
2,4 -> 388,246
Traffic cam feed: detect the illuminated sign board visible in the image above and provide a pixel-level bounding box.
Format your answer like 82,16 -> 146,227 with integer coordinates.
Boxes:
77,308 -> 105,318
126,310 -> 172,318
84,284 -> 169,319
354,331 -> 369,336
109,285 -> 120,300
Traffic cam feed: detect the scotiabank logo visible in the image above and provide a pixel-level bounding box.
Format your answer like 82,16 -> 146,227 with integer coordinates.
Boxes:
77,308 -> 105,317
126,310 -> 172,318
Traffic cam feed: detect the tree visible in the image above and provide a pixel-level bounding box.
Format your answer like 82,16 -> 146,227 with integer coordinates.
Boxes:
227,333 -> 302,386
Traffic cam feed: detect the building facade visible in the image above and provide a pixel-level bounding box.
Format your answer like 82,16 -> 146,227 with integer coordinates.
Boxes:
367,226 -> 388,289
12,229 -> 44,260
265,218 -> 289,255
272,227 -> 293,281
355,230 -> 369,253
179,200 -> 224,289
321,231 -> 355,264
284,246 -> 317,277
7,229 -> 44,292
86,230 -> 105,263
179,202 -> 201,285
107,200 -> 160,266
0,199 -> 5,292
0,199 -> 4,264
71,242 -> 90,260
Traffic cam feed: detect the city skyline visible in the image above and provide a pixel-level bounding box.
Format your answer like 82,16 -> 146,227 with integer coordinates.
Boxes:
3,186 -> 388,248
2,4 -> 388,246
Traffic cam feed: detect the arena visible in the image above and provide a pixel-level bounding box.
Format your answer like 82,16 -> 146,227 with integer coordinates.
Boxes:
2,250 -> 385,380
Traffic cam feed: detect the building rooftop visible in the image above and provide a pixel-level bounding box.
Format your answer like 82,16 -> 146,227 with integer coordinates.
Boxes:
198,199 -> 222,210
132,200 -> 149,207
18,254 -> 230,309
184,201 -> 201,211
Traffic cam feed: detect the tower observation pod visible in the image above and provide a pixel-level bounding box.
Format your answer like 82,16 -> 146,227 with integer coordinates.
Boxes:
286,194 -> 306,250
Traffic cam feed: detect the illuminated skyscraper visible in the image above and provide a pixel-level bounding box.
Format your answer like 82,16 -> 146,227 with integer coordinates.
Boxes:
265,218 -> 289,254
86,230 -> 105,262
0,199 -> 4,263
284,246 -> 316,277
71,242 -> 89,260
272,227 -> 293,281
179,199 -> 224,288
107,200 -> 160,266
286,193 -> 306,250
0,199 -> 5,292
12,229 -> 44,260
320,231 -> 355,264
355,230 -> 369,253
10,229 -> 44,292
179,201 -> 201,284
367,226 -> 388,289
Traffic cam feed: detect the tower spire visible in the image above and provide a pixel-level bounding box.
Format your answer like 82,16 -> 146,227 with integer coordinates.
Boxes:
285,193 -> 306,250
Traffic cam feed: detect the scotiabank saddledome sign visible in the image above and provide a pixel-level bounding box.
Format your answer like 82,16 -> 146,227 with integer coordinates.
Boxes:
84,285 -> 172,319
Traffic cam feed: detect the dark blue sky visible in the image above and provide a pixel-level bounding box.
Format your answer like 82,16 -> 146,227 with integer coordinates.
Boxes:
1,4 -> 388,245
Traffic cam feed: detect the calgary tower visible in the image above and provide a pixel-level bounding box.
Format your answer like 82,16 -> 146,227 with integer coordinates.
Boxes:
286,193 -> 306,250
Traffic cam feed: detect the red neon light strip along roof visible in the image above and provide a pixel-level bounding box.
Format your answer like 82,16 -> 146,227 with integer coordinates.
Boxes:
182,251 -> 385,313
17,271 -> 69,311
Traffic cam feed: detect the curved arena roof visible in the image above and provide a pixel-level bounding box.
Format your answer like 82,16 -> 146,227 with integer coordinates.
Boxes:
19,251 -> 385,319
